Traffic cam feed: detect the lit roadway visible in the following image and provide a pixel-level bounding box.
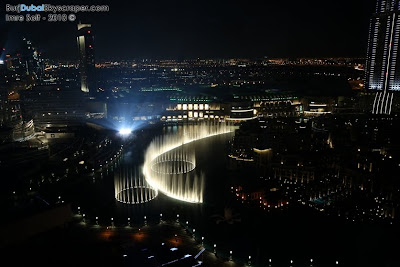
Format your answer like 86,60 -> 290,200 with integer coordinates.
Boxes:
78,219 -> 242,267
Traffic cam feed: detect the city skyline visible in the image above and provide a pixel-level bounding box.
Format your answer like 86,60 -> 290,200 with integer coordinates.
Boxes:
2,1 -> 400,266
2,0 -> 378,60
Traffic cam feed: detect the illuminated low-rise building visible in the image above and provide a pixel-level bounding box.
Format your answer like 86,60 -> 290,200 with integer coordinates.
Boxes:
164,97 -> 228,122
20,85 -> 85,131
303,99 -> 334,117
227,101 -> 257,121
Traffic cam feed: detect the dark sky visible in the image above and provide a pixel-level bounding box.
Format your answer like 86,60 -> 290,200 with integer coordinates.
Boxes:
1,0 -> 378,59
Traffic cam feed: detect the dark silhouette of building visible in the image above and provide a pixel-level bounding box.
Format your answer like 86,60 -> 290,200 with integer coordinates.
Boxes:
21,37 -> 44,80
20,85 -> 85,131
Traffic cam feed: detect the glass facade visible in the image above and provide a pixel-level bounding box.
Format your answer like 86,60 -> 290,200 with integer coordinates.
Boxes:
77,24 -> 96,95
366,1 -> 400,114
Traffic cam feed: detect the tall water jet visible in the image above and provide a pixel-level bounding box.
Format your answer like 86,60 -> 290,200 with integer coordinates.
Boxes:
143,122 -> 233,203
114,166 -> 158,204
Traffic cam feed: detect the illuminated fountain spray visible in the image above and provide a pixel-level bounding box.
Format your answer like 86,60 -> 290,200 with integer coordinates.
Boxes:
143,123 -> 233,203
149,146 -> 203,203
151,146 -> 196,175
114,166 -> 158,204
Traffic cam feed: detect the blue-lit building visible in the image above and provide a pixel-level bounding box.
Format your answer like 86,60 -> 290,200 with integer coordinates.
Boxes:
366,0 -> 400,114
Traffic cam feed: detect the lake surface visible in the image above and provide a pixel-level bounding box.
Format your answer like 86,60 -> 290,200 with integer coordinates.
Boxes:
40,124 -> 399,267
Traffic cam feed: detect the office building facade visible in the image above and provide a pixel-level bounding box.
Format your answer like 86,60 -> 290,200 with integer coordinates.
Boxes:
77,23 -> 96,95
366,0 -> 400,114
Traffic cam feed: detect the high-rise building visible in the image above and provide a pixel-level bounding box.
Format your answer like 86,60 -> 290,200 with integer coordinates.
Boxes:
0,77 -> 11,127
21,37 -> 44,80
77,23 -> 96,95
365,0 -> 400,114
2,38 -> 44,84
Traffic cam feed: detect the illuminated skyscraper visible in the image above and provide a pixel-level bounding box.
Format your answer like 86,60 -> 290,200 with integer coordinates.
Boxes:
366,0 -> 400,114
21,37 -> 44,80
77,23 -> 96,95
0,77 -> 11,127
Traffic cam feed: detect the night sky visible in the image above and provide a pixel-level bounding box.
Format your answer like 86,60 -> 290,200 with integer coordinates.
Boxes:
1,0 -> 378,59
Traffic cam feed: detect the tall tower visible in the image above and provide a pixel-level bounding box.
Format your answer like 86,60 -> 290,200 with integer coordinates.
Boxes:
77,23 -> 96,95
0,73 -> 11,127
21,37 -> 44,80
366,0 -> 400,114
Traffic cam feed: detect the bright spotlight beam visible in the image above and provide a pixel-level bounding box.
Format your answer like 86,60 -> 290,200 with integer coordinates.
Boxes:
119,128 -> 132,135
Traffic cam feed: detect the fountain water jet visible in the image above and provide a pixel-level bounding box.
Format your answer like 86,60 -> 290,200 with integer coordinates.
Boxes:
114,166 -> 158,204
143,122 -> 233,203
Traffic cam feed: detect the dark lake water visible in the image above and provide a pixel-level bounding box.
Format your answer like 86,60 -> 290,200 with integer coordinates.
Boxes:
37,125 -> 399,267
